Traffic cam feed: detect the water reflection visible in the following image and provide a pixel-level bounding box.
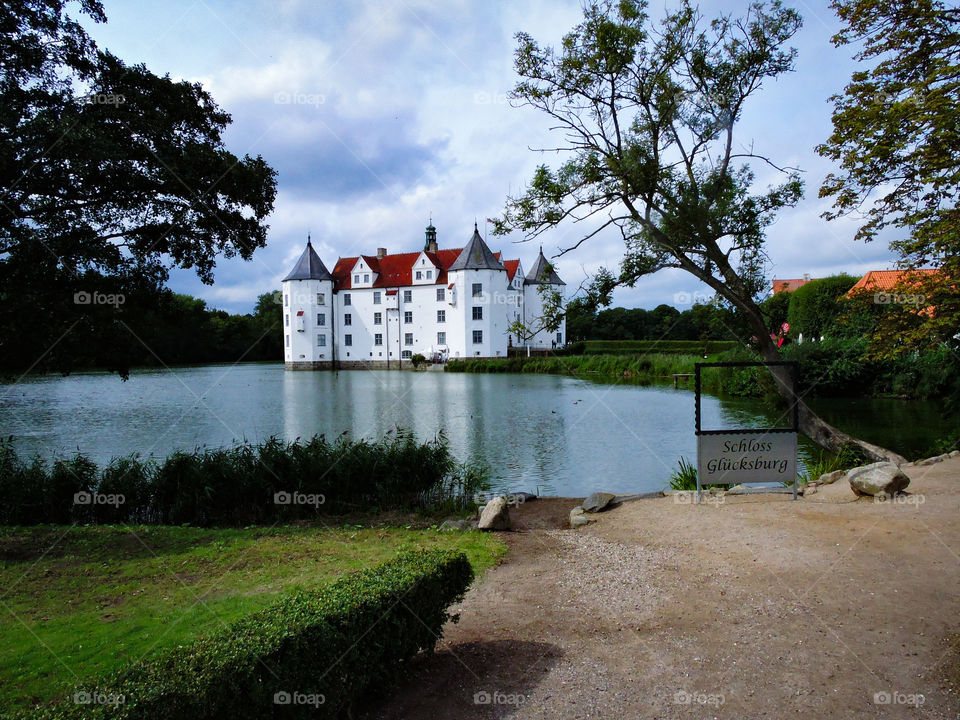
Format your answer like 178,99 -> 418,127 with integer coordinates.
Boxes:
1,364 -> 951,497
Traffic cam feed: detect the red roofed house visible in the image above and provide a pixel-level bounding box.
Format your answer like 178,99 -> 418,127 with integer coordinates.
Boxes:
845,269 -> 938,297
281,222 -> 566,369
771,274 -> 814,294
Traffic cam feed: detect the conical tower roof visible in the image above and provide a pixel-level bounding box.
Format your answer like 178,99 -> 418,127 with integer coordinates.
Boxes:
524,247 -> 565,285
448,223 -> 506,272
283,239 -> 333,281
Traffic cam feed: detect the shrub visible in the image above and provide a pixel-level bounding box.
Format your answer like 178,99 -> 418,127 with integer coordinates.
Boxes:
15,550 -> 474,720
410,353 -> 427,368
0,431 -> 484,526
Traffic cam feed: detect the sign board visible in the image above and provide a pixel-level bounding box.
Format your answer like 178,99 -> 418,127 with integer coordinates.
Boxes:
697,432 -> 797,485
694,361 -> 799,501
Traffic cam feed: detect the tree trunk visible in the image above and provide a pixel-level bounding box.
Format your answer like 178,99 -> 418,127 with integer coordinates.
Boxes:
749,309 -> 906,465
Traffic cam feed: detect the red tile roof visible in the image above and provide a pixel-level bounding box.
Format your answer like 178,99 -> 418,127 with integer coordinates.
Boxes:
504,259 -> 520,282
331,248 -> 514,290
846,269 -> 938,295
771,278 -> 813,294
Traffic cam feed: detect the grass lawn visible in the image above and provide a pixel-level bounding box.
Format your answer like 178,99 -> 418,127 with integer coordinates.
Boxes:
0,523 -> 506,712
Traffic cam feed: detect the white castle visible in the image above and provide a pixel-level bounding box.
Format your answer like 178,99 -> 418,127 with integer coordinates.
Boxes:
281,222 -> 566,369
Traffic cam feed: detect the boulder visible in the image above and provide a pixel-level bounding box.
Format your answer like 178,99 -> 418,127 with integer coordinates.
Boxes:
847,462 -> 910,498
582,492 -> 618,513
478,496 -> 511,531
818,469 -> 846,485
570,506 -> 593,528
802,484 -> 817,496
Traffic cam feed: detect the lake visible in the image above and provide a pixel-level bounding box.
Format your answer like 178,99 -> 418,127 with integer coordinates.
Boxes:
0,363 -> 950,497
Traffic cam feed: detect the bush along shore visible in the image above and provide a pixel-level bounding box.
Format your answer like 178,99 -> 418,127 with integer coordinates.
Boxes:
4,549 -> 474,720
0,430 -> 489,526
446,342 -> 959,404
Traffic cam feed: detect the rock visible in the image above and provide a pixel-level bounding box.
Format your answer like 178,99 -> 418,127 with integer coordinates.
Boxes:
805,480 -> 859,504
915,454 -> 948,467
950,450 -> 959,458
582,492 -> 618,513
847,462 -> 910,498
818,469 -> 846,485
802,484 -> 817,496
727,484 -> 750,493
511,491 -> 538,503
477,496 -> 511,531
570,506 -> 593,528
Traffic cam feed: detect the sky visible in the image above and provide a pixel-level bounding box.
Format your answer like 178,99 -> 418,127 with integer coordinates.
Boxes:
79,0 -> 900,314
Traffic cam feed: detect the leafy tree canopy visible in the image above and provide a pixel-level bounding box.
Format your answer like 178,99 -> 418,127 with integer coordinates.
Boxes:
0,0 -> 277,375
818,0 -> 959,352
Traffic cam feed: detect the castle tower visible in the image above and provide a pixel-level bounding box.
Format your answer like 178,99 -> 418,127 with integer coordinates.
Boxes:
282,237 -> 335,369
447,223 -> 508,358
522,247 -> 566,349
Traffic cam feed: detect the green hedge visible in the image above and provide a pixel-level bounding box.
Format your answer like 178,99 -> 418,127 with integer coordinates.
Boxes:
13,549 -> 473,720
0,431 -> 488,526
581,340 -> 737,355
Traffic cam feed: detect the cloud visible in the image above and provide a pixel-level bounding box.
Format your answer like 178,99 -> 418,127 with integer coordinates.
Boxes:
88,0 -> 898,315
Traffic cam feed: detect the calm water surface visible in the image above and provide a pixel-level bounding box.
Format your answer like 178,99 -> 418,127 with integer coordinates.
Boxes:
0,364 -> 949,496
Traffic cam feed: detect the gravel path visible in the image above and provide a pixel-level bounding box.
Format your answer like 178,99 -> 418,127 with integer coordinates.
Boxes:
361,458 -> 960,719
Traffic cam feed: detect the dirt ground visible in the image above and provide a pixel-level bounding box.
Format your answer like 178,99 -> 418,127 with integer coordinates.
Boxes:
360,458 -> 960,719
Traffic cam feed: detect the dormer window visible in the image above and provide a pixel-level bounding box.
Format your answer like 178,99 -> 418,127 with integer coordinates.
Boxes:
363,274 -> 370,283
426,270 -> 432,279
354,274 -> 359,283
415,271 -> 422,280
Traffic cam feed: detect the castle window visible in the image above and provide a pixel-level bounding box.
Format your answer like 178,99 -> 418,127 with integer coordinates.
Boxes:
317,313 -> 325,326
354,274 -> 359,283
317,293 -> 325,304
283,294 -> 288,306
436,288 -> 445,301
401,350 -> 412,359
363,274 -> 370,283
403,290 -> 412,303
374,333 -> 383,346
344,313 -> 352,326
472,330 -> 483,344
404,311 -> 412,324
556,332 -> 563,344
472,306 -> 483,321
373,291 -> 381,304
317,334 -> 326,347
426,270 -> 432,279
344,293 -> 351,306
284,314 -> 289,326
437,331 -> 446,345
285,335 -> 290,347
415,271 -> 422,280
472,283 -> 482,297
374,312 -> 382,325
437,310 -> 445,323
344,334 -> 352,346
404,333 -> 413,346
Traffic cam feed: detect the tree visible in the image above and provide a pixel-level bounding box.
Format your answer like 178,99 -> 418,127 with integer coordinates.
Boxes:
0,1 -> 277,376
495,0 -> 902,460
507,279 -> 564,351
818,0 -> 960,354
785,274 -> 859,340
564,297 -> 597,340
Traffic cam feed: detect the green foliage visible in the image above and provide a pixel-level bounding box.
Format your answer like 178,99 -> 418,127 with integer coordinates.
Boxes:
668,457 -> 698,491
581,340 -> 736,355
785,275 -> 859,340
410,353 -> 427,368
499,0 -> 804,372
566,302 -> 749,344
0,2 -> 277,376
12,550 -> 473,720
0,431 -> 486,526
799,442 -> 871,484
818,0 -> 959,355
